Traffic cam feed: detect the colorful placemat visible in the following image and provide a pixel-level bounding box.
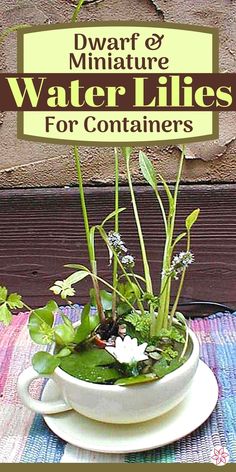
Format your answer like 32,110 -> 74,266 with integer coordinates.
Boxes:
0,306 -> 235,463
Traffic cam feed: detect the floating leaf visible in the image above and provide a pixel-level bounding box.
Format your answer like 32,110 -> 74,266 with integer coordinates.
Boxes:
152,357 -> 183,379
32,351 -> 61,375
60,348 -> 120,383
115,374 -> 156,386
185,209 -> 200,231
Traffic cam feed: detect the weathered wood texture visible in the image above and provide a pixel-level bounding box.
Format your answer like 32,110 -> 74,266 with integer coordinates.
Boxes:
0,185 -> 235,313
0,0 -> 236,186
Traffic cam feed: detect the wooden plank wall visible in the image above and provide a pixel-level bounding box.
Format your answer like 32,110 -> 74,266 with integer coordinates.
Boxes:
0,185 -> 235,313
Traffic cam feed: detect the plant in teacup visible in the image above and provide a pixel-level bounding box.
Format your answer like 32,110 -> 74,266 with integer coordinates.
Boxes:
0,146 -> 200,424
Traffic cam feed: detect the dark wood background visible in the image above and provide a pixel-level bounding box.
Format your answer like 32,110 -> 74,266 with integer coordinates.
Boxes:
0,185 -> 235,314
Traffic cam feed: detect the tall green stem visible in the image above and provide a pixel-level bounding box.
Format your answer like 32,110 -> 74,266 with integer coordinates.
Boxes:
98,225 -> 145,315
74,147 -> 93,264
155,147 -> 185,333
169,231 -> 190,324
154,189 -> 168,235
71,0 -> 85,23
74,147 -> 105,322
112,147 -> 119,319
124,148 -> 153,295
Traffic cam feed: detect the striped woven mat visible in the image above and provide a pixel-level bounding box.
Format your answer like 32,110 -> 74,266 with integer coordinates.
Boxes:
0,306 -> 235,463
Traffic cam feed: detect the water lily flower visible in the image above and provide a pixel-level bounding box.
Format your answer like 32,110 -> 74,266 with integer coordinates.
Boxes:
49,280 -> 75,300
105,335 -> 148,365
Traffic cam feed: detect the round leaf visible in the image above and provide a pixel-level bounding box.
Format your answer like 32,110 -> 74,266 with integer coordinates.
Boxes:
32,351 -> 60,374
54,324 -> 75,346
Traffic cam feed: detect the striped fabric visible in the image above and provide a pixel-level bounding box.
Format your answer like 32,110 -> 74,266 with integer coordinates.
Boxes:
0,307 -> 235,463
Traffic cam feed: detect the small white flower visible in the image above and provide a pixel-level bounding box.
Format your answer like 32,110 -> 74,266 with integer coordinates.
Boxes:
105,335 -> 148,365
162,251 -> 194,280
108,231 -> 127,252
121,254 -> 135,268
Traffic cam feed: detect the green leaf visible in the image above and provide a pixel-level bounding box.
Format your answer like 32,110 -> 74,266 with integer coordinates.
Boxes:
65,263 -> 89,271
122,147 -> 132,159
152,357 -> 183,379
115,374 -> 156,386
74,304 -> 91,344
66,270 -> 89,286
89,226 -> 96,253
116,282 -> 140,316
162,347 -> 178,362
29,324 -> 55,345
60,348 -> 120,383
32,351 -> 60,375
7,293 -> 24,309
54,323 -> 75,346
185,208 -> 200,231
28,300 -> 58,345
124,312 -> 150,342
61,314 -> 74,329
172,232 -> 187,249
157,326 -> 185,344
90,289 -> 113,311
33,300 -> 58,326
0,303 -> 12,326
101,208 -> 126,227
139,151 -> 157,191
158,174 -> 174,216
56,347 -> 72,358
175,312 -> 186,326
0,286 -> 8,303
117,282 -> 140,302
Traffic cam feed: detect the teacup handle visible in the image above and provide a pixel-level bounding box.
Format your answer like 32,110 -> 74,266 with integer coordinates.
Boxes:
17,366 -> 71,415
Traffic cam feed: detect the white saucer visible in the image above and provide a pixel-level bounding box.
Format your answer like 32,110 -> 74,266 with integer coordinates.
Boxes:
42,360 -> 218,454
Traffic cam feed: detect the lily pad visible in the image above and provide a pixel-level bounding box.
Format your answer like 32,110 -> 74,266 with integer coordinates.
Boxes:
60,348 -> 120,384
152,357 -> 183,379
115,373 -> 156,386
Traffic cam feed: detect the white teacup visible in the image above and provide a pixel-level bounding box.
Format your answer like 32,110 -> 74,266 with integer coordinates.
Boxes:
17,328 -> 199,424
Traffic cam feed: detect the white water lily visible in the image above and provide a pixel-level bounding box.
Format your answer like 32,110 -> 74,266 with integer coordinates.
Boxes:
105,335 -> 148,365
